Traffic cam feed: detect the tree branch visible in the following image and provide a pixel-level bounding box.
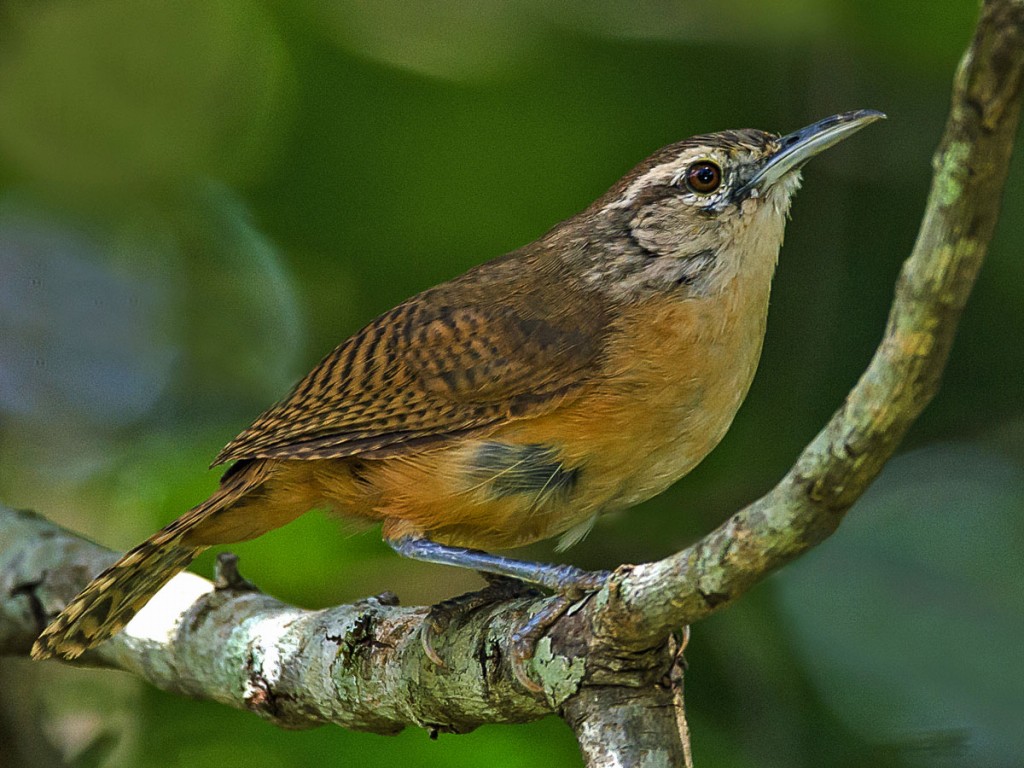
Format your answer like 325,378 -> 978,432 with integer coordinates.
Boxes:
1,1 -> 1021,765
0,506 -> 565,733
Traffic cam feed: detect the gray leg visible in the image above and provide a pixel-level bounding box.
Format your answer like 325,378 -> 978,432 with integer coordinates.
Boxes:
389,537 -> 609,597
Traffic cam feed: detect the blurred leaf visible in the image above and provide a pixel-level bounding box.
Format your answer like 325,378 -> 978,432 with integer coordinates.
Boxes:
69,731 -> 119,768
0,200 -> 177,428
0,0 -> 289,194
776,445 -> 1024,767
172,183 -> 306,418
136,688 -> 581,768
0,186 -> 302,508
836,0 -> 978,69
297,0 -> 548,83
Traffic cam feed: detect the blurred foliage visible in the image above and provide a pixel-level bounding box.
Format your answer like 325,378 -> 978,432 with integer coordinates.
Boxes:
0,1 -> 1021,766
778,447 -> 1024,767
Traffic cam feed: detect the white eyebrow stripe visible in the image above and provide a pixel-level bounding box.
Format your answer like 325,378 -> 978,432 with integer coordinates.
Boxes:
606,161 -> 682,209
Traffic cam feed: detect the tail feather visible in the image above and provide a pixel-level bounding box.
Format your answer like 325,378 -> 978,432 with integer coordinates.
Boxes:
32,459 -> 272,661
31,536 -> 204,660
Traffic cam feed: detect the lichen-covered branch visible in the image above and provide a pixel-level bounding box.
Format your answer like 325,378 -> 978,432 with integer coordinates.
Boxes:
1,504 -> 683,761
0,505 -> 569,733
0,2 -> 1020,766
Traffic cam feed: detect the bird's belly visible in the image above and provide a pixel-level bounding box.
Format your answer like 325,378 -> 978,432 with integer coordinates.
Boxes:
322,289 -> 769,550
601,377 -> 747,509
553,289 -> 768,511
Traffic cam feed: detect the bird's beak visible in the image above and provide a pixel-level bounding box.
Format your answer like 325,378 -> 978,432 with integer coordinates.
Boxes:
736,109 -> 886,198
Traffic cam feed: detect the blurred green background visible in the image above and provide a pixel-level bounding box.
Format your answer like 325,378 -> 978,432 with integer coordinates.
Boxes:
1,1 -> 1022,766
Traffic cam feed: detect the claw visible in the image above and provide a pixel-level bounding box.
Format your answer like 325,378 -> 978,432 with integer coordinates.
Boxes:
421,618 -> 447,667
420,575 -> 541,669
508,569 -> 610,692
510,595 -> 573,693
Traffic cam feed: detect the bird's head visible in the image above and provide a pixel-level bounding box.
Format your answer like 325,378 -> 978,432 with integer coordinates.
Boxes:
573,110 -> 885,298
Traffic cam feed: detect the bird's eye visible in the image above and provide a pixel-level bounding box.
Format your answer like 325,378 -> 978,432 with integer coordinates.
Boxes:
684,161 -> 722,194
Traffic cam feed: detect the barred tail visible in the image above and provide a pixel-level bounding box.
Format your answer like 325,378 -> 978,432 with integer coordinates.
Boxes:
32,459 -> 273,661
31,530 -> 205,660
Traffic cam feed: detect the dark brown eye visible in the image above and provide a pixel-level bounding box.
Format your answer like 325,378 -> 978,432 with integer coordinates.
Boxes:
685,161 -> 722,194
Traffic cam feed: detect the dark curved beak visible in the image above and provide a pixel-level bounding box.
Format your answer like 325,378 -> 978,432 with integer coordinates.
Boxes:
736,109 -> 886,198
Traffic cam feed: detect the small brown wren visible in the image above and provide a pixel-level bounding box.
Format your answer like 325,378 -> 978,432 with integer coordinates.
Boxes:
33,110 -> 884,661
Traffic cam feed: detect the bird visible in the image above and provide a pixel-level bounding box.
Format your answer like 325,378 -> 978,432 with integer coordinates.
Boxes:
32,109 -> 884,663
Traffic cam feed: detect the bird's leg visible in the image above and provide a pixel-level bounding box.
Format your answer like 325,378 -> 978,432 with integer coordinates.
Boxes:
389,537 -> 610,689
389,537 -> 610,597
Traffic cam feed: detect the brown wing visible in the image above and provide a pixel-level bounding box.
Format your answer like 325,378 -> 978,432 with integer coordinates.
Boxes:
212,246 -> 610,465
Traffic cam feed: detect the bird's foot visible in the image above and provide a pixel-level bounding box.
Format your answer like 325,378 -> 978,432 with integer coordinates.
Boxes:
510,567 -> 611,693
421,574 -> 542,667
387,537 -> 611,689
540,565 -> 611,600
